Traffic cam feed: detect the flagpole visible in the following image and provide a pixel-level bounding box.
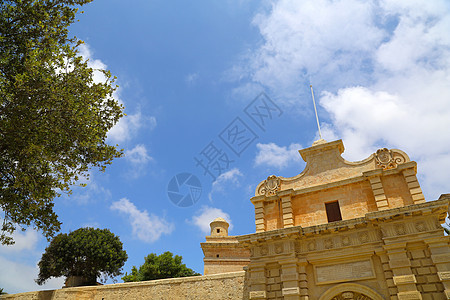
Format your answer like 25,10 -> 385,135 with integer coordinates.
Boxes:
310,85 -> 322,139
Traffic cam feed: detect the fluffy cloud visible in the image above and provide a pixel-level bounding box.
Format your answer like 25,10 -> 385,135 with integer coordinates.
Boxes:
0,257 -> 65,294
0,229 -> 39,254
190,206 -> 233,234
108,111 -> 157,144
234,0 -> 450,200
254,143 -> 302,169
208,168 -> 243,201
125,144 -> 153,164
110,198 -> 174,243
0,229 -> 65,294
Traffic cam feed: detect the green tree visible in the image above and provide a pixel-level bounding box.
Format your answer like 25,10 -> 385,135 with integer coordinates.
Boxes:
0,288 -> 6,295
36,227 -> 128,286
122,251 -> 200,282
0,0 -> 123,245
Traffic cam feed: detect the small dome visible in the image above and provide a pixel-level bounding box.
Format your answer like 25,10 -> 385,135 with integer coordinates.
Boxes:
212,217 -> 227,223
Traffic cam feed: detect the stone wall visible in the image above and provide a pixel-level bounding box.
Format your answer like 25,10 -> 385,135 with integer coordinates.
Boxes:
1,271 -> 248,300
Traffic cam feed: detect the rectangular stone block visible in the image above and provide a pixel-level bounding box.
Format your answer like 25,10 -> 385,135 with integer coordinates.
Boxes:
249,291 -> 266,299
315,260 -> 375,284
377,200 -> 389,207
373,188 -> 385,196
255,213 -> 265,220
438,271 -> 450,281
282,207 -> 292,214
431,253 -> 450,264
282,287 -> 300,296
281,273 -> 299,282
255,207 -> 264,214
407,181 -> 420,189
402,169 -> 416,177
416,267 -> 431,275
371,182 -> 383,189
270,284 -> 281,291
255,218 -> 265,225
422,284 -> 438,292
283,212 -> 294,220
409,187 -> 423,195
410,250 -> 425,259
397,291 -> 422,300
393,275 -> 417,285
389,259 -> 412,269
426,274 -> 439,283
270,268 -> 280,277
375,194 -> 387,201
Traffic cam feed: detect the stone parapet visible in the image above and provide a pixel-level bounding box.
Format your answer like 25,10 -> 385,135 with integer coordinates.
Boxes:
1,271 -> 248,300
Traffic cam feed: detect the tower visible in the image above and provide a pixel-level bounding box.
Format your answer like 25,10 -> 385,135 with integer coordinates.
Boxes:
201,217 -> 250,275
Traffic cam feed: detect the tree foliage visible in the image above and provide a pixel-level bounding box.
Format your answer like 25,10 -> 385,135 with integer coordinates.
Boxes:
36,227 -> 128,285
0,0 -> 124,245
122,251 -> 200,282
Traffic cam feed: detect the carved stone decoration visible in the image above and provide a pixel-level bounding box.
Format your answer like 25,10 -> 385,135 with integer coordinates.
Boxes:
275,243 -> 283,254
394,224 -> 406,235
260,246 -> 268,256
258,175 -> 281,196
341,235 -> 351,246
308,241 -> 316,251
331,292 -> 373,300
358,232 -> 369,243
324,238 -> 334,249
375,148 -> 396,169
374,148 -> 406,169
415,221 -> 426,232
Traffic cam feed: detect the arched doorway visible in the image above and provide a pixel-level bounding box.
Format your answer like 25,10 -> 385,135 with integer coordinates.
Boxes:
319,283 -> 384,300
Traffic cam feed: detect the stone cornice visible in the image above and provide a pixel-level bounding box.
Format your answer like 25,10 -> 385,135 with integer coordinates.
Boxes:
238,198 -> 449,244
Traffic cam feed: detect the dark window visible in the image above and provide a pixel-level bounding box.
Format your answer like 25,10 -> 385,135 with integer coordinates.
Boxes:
217,229 -> 220,233
325,201 -> 342,223
216,254 -> 219,258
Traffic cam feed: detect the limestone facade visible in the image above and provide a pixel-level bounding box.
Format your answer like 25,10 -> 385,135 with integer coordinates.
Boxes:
238,139 -> 449,300
201,217 -> 251,275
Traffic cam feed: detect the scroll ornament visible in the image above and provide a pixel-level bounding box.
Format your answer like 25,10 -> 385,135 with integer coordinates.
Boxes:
374,148 -> 405,170
258,175 -> 281,196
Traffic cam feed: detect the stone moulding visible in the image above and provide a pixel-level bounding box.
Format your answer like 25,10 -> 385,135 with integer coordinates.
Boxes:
238,198 -> 449,245
254,139 -> 411,197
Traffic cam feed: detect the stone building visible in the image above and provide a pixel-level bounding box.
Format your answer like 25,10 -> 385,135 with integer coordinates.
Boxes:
201,217 -> 250,275
3,139 -> 449,300
234,139 -> 450,300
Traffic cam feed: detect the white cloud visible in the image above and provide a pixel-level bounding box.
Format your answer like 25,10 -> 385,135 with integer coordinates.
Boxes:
254,143 -> 302,169
0,256 -> 65,294
124,144 -> 153,178
0,229 -> 64,294
125,144 -> 152,164
110,198 -> 174,243
229,0 -> 386,105
78,43 -> 108,84
0,230 -> 39,254
190,206 -> 233,234
108,111 -> 157,144
233,0 -> 450,201
208,168 -> 243,201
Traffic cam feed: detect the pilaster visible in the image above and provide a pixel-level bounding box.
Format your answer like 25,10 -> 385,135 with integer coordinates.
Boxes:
281,195 -> 294,228
424,237 -> 450,299
368,176 -> 390,210
384,243 -> 422,300
255,201 -> 265,233
280,258 -> 301,300
402,169 -> 425,204
249,264 -> 267,299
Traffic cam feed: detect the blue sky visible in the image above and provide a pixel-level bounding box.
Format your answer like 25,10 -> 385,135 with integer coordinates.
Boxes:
2,0 -> 450,294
